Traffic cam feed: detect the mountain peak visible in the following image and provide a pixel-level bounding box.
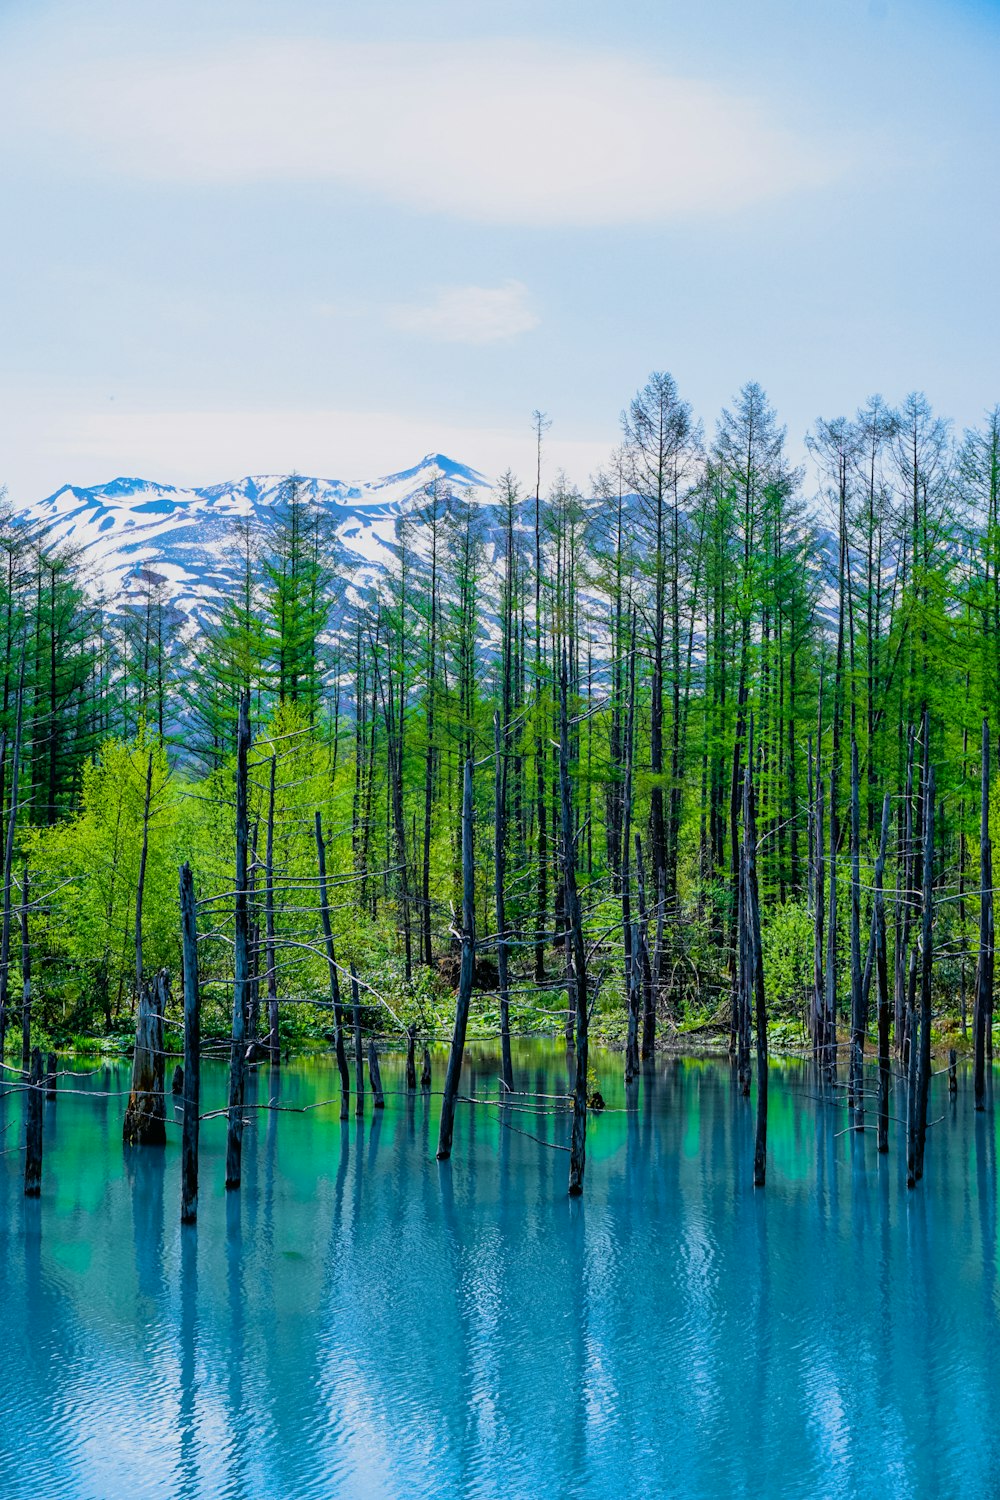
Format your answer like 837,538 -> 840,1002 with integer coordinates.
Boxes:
17,454 -> 491,626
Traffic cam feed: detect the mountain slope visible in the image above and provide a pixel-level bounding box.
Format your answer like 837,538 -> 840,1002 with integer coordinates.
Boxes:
18,454 -> 490,627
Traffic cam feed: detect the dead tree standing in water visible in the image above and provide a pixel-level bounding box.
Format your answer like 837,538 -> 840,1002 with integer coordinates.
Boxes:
622,623 -> 640,1084
123,969 -> 168,1146
226,692 -> 251,1189
741,759 -> 768,1187
179,861 -> 201,1224
353,969 -> 365,1118
849,739 -> 864,1127
872,794 -> 892,1153
812,742 -> 825,1068
19,864 -> 31,1073
974,719 -> 993,1111
437,757 -> 475,1161
0,673 -> 23,1061
494,711 -> 514,1097
913,761 -> 935,1183
265,755 -> 280,1065
24,1046 -> 43,1197
315,811 -> 351,1121
559,665 -> 589,1197
907,723 -> 934,1189
367,1037 -> 385,1109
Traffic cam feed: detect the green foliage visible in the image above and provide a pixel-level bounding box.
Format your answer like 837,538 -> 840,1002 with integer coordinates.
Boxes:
26,725 -> 179,1031
761,899 -> 813,1014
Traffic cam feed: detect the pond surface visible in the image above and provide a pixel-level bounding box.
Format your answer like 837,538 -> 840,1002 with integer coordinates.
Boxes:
1,1042 -> 998,1498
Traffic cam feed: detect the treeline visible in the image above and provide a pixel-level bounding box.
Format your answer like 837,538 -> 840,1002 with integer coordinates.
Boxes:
1,375 -> 999,1053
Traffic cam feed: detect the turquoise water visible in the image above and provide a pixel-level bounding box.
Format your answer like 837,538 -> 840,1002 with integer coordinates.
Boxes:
0,1044 -> 997,1499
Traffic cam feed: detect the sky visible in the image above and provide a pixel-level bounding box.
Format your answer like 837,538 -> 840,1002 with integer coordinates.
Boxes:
0,0 -> 998,503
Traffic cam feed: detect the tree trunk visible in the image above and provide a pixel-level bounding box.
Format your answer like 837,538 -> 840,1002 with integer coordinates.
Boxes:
367,1038 -> 385,1109
437,757 -> 475,1161
19,864 -> 30,1073
225,692 -> 250,1188
0,675 -> 23,1060
24,1046 -> 43,1197
913,756 -> 935,1184
123,970 -> 168,1147
179,861 -> 200,1224
134,749 -> 154,995
265,755 -> 279,1065
494,711 -> 513,1095
974,718 -> 993,1111
872,794 -> 891,1153
742,761 -> 768,1187
849,739 -> 864,1129
353,969 -> 365,1118
315,811 -> 351,1120
560,664 -> 589,1197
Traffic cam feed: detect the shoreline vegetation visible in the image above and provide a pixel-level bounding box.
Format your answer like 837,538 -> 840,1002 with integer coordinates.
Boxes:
1,372 -> 999,1191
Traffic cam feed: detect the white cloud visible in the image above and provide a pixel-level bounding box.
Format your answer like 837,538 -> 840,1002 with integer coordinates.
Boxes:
8,39 -> 844,226
383,281 -> 538,344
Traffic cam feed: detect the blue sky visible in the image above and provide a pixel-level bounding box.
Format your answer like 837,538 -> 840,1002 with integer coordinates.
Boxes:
0,0 -> 997,501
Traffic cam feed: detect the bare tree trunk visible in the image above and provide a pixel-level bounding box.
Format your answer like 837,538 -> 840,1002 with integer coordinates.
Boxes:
315,811 -> 351,1120
19,864 -> 30,1073
895,728 -> 916,1057
494,711 -> 513,1095
914,755 -> 935,1184
635,833 -> 655,1060
24,1046 -> 43,1197
123,970 -> 168,1146
226,692 -> 250,1189
179,861 -> 200,1224
622,621 -> 639,1084
872,795 -> 891,1153
975,718 -> 993,1111
265,755 -> 279,1065
353,969 -> 365,1119
560,664 -> 589,1197
134,749 -> 154,996
812,764 -> 825,1067
0,675 -> 23,1060
405,1025 -> 417,1092
367,1037 -> 385,1109
824,758 -> 838,1082
437,757 -> 475,1161
741,759 -> 768,1187
849,739 -> 864,1128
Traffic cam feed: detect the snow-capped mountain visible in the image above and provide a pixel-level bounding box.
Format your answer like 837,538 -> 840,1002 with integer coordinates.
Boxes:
16,454 -> 490,628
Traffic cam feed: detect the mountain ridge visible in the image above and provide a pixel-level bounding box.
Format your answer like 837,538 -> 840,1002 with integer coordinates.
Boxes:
15,453 -> 491,629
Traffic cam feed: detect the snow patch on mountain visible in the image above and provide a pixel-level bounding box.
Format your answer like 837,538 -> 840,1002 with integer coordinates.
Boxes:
16,454 -> 491,628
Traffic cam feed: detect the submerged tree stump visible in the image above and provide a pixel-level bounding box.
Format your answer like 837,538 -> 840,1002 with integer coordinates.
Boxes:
123,970 -> 168,1147
406,1025 -> 418,1092
367,1039 -> 385,1109
24,1046 -> 43,1197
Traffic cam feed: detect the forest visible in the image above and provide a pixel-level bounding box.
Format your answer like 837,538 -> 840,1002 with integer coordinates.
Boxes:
1,373 -> 998,1099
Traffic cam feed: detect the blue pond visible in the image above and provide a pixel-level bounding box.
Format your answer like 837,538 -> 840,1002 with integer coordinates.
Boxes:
0,1044 -> 997,1498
